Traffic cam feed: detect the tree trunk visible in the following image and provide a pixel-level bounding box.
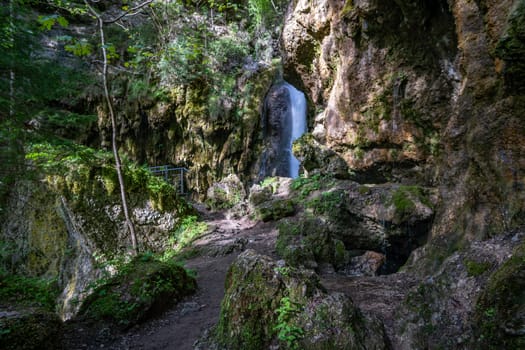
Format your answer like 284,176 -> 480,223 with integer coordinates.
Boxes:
86,1 -> 138,254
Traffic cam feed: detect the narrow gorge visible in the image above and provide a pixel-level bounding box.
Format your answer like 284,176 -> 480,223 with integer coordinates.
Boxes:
0,0 -> 524,349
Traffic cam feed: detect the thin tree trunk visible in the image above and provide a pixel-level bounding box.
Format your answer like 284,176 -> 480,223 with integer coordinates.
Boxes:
85,1 -> 138,254
9,0 -> 14,118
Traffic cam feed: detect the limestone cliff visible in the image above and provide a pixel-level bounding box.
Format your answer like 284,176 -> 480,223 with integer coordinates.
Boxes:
282,0 -> 525,239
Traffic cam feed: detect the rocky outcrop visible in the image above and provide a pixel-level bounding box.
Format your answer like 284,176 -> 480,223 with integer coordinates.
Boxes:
214,250 -> 387,349
259,83 -> 294,178
249,177 -> 296,221
273,176 -> 436,273
393,230 -> 524,349
1,161 -> 190,320
282,0 -> 525,237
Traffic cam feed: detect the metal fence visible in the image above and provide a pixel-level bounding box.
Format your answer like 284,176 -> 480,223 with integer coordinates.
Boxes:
148,165 -> 189,195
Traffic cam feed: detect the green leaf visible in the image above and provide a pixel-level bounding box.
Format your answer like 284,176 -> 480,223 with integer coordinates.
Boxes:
57,16 -> 69,28
65,39 -> 93,57
38,15 -> 57,30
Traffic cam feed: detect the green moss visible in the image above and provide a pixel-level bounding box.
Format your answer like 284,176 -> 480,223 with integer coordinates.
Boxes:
358,185 -> 370,195
389,185 -> 432,222
276,217 -> 347,268
306,190 -> 345,215
276,220 -> 315,267
80,254 -> 196,327
0,309 -> 62,350
340,0 -> 353,17
464,259 -> 492,277
473,241 -> 525,348
216,259 -> 283,349
260,177 -> 279,193
257,199 -> 295,222
291,174 -> 334,199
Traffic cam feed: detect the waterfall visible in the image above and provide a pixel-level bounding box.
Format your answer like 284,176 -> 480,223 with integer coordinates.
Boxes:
284,82 -> 307,178
260,81 -> 307,179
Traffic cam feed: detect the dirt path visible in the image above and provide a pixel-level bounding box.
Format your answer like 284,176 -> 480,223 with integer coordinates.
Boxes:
103,209 -> 278,350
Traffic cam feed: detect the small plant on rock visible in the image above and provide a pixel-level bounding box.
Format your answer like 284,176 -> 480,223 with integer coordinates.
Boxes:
274,296 -> 304,350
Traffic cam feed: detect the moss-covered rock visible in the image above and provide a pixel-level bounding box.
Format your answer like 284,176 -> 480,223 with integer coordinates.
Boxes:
214,250 -> 386,349
276,217 -> 347,269
256,199 -> 295,222
249,177 -> 297,221
394,232 -> 523,349
78,254 -> 196,328
206,174 -> 246,211
0,308 -> 62,350
293,133 -> 350,179
472,239 -> 525,348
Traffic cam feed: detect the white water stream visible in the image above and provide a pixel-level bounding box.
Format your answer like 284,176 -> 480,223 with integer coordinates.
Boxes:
284,82 -> 307,178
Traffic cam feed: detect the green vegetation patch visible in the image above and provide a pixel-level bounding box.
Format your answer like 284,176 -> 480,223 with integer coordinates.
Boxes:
291,174 -> 334,199
305,190 -> 345,215
160,215 -> 209,261
80,253 -> 196,327
464,259 -> 493,277
389,185 -> 432,222
274,296 -> 304,350
0,274 -> 59,312
25,141 -> 190,212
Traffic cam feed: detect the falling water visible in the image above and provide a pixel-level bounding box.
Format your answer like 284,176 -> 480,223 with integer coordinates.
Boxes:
284,82 -> 307,178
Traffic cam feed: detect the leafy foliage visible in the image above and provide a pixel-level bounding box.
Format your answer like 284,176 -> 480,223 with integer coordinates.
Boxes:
274,296 -> 304,349
247,0 -> 275,28
0,274 -> 59,311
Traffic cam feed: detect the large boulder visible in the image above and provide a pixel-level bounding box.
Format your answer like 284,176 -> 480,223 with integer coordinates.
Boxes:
249,177 -> 296,221
293,133 -> 351,179
77,254 -> 196,328
206,174 -> 247,211
214,250 -> 387,349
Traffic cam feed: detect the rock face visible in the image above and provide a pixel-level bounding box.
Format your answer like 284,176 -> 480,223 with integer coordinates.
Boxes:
274,177 -> 435,273
259,83 -> 294,178
1,165 -> 190,320
282,0 -> 525,237
214,250 -> 387,350
100,63 -> 279,200
393,231 -> 524,349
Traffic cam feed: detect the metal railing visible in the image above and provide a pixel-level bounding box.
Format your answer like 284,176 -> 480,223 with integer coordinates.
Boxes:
148,165 -> 189,195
